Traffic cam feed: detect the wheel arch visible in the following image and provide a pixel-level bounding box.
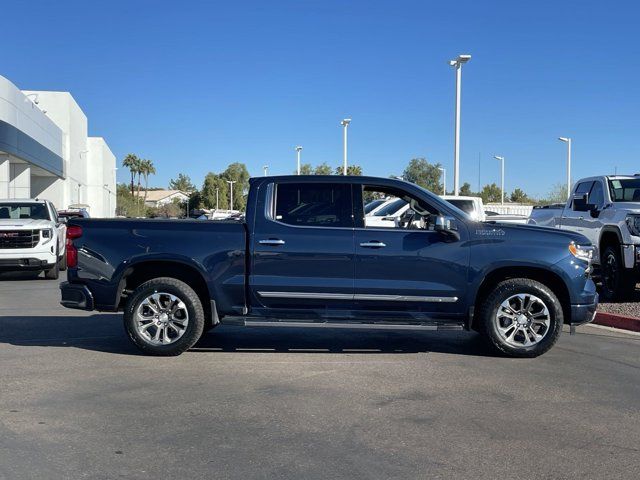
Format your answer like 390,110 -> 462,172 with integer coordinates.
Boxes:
471,266 -> 570,330
118,258 -> 211,319
599,226 -> 623,261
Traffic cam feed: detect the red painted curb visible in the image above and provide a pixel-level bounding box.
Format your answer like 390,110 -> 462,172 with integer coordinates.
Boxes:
594,312 -> 640,333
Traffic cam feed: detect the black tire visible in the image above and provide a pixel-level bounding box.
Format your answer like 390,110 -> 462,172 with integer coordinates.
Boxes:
44,251 -> 60,280
58,249 -> 67,271
479,278 -> 563,358
599,245 -> 636,302
124,277 -> 205,356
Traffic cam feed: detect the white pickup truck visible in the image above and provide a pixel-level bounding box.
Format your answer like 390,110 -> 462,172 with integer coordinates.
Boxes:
0,199 -> 67,279
528,175 -> 640,301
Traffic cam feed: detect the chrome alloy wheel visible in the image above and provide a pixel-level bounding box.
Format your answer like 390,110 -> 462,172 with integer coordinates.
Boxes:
135,292 -> 189,345
494,294 -> 551,348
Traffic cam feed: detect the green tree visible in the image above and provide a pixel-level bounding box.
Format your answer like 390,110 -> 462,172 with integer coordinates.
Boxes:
510,188 -> 529,203
459,182 -> 473,196
122,154 -> 141,197
402,158 -> 442,193
335,164 -> 363,176
298,163 -> 313,175
221,162 -> 250,211
201,173 -> 229,210
139,159 -> 156,204
480,183 -> 503,203
544,183 -> 568,205
168,173 -> 195,192
314,163 -> 333,175
115,183 -> 139,217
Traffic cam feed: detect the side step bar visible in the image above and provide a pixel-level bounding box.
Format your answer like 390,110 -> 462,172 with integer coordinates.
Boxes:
221,318 -> 464,331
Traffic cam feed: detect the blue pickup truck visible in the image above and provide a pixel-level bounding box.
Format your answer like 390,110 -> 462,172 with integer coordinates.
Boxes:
60,176 -> 598,357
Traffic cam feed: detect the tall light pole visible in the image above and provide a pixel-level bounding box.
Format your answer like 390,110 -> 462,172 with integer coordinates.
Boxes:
449,54 -> 471,196
558,137 -> 572,199
494,155 -> 505,205
226,180 -> 236,210
340,118 -> 351,175
438,167 -> 446,195
215,187 -> 219,211
295,146 -> 302,175
263,165 -> 269,176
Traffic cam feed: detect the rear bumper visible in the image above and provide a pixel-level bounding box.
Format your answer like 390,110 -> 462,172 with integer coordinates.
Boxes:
60,281 -> 94,310
570,294 -> 598,326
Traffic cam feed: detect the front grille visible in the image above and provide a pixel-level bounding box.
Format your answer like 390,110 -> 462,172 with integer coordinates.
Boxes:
0,230 -> 40,249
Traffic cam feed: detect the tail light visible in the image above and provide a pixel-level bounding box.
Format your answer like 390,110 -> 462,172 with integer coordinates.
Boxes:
66,226 -> 83,268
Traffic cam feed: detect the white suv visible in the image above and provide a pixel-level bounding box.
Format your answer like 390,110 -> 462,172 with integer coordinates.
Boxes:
0,199 -> 67,279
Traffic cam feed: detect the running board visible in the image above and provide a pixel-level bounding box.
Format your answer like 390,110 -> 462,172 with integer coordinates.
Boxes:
221,318 -> 464,331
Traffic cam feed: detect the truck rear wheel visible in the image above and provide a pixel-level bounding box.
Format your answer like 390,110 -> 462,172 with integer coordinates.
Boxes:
600,245 -> 636,302
479,278 -> 563,358
124,277 -> 205,356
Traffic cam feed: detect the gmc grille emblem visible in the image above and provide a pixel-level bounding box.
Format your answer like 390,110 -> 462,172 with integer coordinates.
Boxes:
0,232 -> 19,238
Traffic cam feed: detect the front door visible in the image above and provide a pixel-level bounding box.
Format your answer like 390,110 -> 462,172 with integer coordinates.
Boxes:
249,180 -> 355,317
353,183 -> 469,322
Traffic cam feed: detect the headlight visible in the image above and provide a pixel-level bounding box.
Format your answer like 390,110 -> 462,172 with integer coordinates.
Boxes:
41,228 -> 53,244
568,241 -> 593,261
626,215 -> 640,236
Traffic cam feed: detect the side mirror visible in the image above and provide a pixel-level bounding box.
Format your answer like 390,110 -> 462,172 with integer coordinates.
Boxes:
58,217 -> 67,225
572,193 -> 590,212
434,215 -> 460,241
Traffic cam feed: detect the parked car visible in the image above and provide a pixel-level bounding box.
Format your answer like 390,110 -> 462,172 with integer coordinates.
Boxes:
364,197 -> 409,227
528,174 -> 640,300
58,208 -> 91,220
441,195 -> 486,222
60,175 -> 597,357
364,198 -> 387,215
0,199 -> 67,279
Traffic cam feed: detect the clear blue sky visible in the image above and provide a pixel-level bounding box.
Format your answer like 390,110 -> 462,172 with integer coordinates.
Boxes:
3,0 -> 639,197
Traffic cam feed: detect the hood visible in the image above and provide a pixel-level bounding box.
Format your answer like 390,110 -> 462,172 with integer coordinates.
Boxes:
0,219 -> 52,229
480,221 -> 590,245
609,203 -> 640,214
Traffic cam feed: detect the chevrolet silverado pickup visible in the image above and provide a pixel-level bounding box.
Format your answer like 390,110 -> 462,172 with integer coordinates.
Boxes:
60,176 -> 598,357
529,175 -> 640,301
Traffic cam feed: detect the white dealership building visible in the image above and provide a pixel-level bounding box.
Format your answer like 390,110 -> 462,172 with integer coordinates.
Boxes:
0,74 -> 116,217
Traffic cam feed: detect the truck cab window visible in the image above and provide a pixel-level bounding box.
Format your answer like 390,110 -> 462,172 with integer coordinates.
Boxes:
588,181 -> 604,207
362,185 -> 438,230
274,183 -> 352,228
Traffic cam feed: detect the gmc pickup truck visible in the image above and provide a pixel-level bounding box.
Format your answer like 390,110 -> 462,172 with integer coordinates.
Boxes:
60,176 -> 598,357
529,175 -> 640,301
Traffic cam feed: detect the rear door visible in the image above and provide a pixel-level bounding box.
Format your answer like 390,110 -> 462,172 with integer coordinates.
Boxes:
249,180 -> 355,316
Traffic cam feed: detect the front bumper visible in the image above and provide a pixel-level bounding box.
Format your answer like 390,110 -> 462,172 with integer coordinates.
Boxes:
570,293 -> 598,326
60,282 -> 94,310
0,249 -> 57,271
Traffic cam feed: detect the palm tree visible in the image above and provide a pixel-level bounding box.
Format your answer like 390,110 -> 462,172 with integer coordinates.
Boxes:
140,159 -> 156,204
122,154 -> 140,197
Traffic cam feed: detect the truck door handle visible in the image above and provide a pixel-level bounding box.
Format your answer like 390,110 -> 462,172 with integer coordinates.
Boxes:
360,241 -> 386,248
259,239 -> 286,246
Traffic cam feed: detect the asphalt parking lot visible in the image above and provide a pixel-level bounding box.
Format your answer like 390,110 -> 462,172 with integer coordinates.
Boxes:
1,273 -> 639,479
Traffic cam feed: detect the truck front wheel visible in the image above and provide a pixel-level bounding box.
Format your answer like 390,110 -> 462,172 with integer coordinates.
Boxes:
124,277 -> 205,356
600,245 -> 636,302
479,278 -> 563,358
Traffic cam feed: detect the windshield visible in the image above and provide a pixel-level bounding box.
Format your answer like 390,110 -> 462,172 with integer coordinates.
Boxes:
0,203 -> 50,220
445,199 -> 474,215
364,199 -> 385,214
373,198 -> 407,216
609,178 -> 640,202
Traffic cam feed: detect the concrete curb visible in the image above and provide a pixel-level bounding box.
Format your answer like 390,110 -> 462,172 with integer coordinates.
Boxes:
594,312 -> 640,333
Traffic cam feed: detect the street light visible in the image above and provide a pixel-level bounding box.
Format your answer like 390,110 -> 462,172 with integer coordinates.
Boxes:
340,118 -> 351,175
558,137 -> 572,199
295,146 -> 303,175
449,54 -> 471,196
263,165 -> 269,176
438,167 -> 446,195
226,180 -> 236,210
493,155 -> 505,205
